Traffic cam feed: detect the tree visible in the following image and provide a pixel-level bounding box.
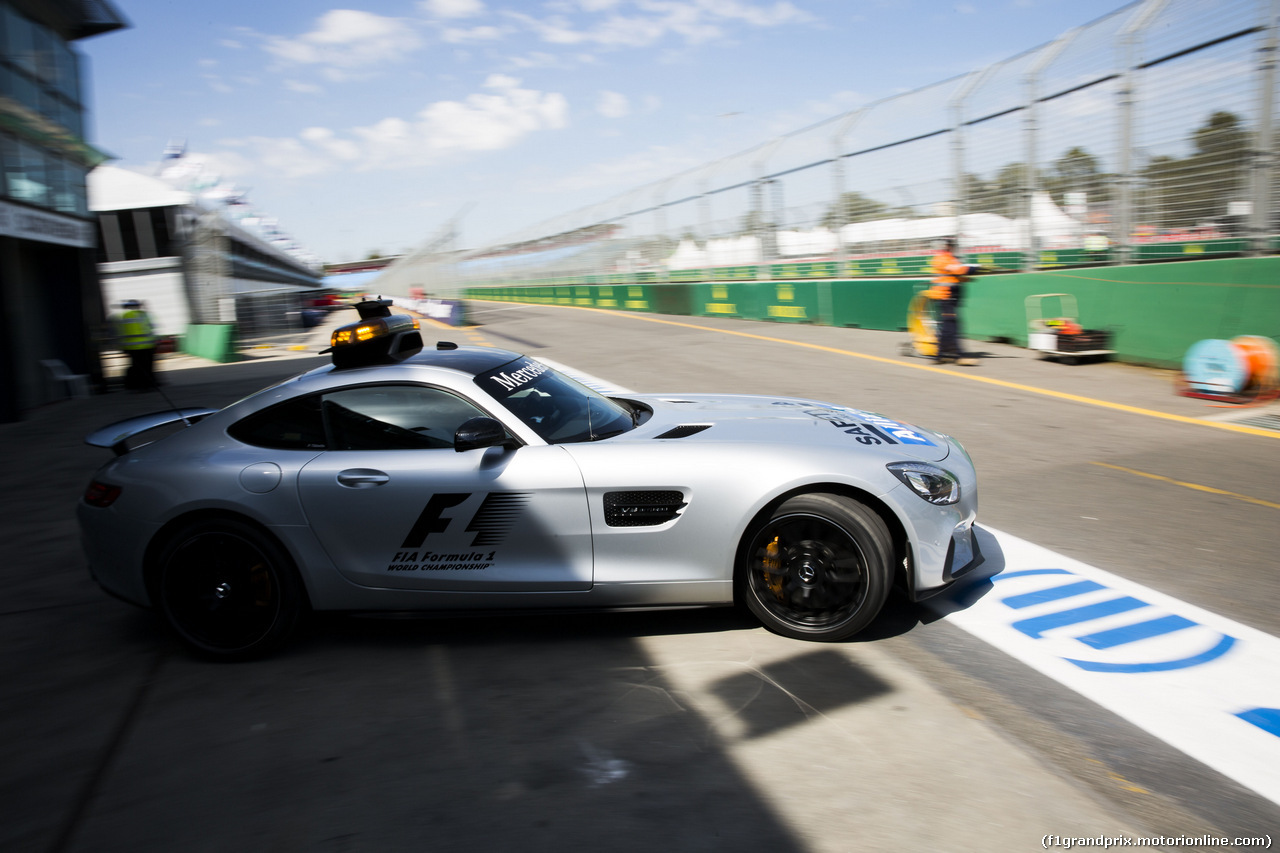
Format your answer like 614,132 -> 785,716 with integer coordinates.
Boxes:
968,162 -> 1032,218
820,191 -> 909,229
1043,147 -> 1111,211
1139,111 -> 1249,229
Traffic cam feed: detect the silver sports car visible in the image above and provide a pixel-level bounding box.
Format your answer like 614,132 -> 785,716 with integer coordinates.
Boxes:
79,300 -> 981,658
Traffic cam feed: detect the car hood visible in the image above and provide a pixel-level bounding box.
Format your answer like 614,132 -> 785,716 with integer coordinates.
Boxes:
624,393 -> 954,463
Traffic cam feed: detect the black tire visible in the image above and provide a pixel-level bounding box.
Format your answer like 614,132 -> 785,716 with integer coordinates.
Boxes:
739,493 -> 892,641
155,518 -> 304,660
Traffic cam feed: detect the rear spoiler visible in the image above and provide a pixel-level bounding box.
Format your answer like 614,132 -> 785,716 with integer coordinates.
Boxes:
85,408 -> 220,456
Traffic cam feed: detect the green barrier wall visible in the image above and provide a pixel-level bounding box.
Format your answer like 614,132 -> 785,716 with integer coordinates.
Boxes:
180,323 -> 237,363
964,257 -> 1280,367
829,279 -> 926,330
469,256 -> 1280,368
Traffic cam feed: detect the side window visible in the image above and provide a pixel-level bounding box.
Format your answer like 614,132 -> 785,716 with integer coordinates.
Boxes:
322,385 -> 489,451
228,394 -> 326,450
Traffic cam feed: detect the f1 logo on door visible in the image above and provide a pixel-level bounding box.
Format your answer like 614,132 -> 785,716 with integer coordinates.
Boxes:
400,492 -> 532,549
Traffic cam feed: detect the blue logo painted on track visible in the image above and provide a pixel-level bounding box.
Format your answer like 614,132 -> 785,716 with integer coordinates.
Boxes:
1236,708 -> 1280,738
991,568 -> 1236,673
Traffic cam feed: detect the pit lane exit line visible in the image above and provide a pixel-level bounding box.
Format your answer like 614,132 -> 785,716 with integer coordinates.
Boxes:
931,526 -> 1280,806
478,302 -> 1280,441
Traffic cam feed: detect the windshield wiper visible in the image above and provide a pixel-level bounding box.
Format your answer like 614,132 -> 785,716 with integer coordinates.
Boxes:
610,397 -> 639,427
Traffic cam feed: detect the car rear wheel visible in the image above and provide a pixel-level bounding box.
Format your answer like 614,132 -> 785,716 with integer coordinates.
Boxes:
739,493 -> 892,641
156,519 -> 304,660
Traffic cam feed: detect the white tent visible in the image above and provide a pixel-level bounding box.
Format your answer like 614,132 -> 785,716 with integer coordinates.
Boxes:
835,193 -> 1082,250
666,236 -> 761,269
777,228 -> 839,257
661,193 -> 1083,268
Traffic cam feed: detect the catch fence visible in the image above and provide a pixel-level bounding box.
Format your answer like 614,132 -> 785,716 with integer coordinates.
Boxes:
378,0 -> 1280,294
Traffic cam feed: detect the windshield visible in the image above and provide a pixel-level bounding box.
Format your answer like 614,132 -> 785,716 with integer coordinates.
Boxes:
475,356 -> 636,444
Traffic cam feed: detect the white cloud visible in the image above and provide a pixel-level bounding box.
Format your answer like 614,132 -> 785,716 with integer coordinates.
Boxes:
265,10 -> 422,72
507,51 -> 572,69
506,0 -> 814,48
421,0 -> 487,18
532,144 -> 702,194
203,75 -> 233,94
597,90 -> 630,118
441,25 -> 506,43
694,0 -> 813,27
410,74 -> 569,156
284,79 -> 323,94
222,76 -> 569,176
228,136 -> 338,178
301,127 -> 362,162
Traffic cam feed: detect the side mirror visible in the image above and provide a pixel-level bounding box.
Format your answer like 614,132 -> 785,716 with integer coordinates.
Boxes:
454,416 -> 513,452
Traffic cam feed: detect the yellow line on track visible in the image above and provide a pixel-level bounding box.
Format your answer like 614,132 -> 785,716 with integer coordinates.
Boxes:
472,300 -> 1280,441
1091,462 -> 1280,510
418,315 -> 493,346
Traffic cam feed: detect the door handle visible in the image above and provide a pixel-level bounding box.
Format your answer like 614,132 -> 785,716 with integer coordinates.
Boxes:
336,468 -> 390,488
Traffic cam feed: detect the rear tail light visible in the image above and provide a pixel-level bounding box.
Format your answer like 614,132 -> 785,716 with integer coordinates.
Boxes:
83,480 -> 122,508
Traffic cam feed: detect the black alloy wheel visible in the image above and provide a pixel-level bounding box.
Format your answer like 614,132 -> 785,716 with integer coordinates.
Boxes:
740,493 -> 892,641
157,519 -> 304,660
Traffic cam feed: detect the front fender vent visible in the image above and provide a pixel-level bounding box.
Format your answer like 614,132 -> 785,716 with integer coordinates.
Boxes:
654,424 -> 712,440
604,491 -> 687,527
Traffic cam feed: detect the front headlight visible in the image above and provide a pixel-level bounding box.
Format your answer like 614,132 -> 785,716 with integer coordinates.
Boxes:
886,462 -> 960,505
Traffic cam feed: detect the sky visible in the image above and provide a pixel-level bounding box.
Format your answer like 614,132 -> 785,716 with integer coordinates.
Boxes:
79,0 -> 1138,265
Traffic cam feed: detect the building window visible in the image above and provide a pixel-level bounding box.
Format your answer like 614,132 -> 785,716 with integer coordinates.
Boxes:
151,207 -> 175,256
0,4 -> 89,214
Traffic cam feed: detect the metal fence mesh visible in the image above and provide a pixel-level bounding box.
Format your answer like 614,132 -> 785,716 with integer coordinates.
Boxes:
376,0 -> 1280,294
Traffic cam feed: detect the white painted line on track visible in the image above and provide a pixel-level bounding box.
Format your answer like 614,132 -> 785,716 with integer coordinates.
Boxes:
930,526 -> 1280,806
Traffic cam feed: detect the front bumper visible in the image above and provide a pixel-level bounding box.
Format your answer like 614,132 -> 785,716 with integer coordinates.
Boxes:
911,522 -> 983,601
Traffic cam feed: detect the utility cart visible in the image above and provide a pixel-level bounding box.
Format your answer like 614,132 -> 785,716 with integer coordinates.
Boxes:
1025,293 -> 1113,364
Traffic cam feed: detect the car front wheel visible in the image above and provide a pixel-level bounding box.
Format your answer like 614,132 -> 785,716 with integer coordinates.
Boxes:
156,518 -> 304,660
739,493 -> 892,641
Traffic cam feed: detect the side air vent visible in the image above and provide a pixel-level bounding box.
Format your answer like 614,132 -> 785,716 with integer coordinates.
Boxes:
604,491 -> 687,527
654,424 -> 712,439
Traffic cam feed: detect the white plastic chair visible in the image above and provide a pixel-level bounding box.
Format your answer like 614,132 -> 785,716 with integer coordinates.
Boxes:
40,359 -> 90,399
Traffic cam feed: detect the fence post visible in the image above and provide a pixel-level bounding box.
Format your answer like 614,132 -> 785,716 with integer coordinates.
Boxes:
831,109 -> 867,278
1026,28 -> 1081,271
1251,0 -> 1280,255
1116,0 -> 1168,266
654,178 -> 676,282
753,139 -> 784,280
698,158 -> 732,279
950,66 -> 996,249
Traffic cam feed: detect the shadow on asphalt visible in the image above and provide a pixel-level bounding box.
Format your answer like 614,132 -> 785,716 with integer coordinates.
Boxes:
99,591 -> 933,665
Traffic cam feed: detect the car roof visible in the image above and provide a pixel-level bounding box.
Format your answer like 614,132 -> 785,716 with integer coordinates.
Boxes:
301,342 -> 523,380
229,344 -> 527,416
395,342 -> 523,375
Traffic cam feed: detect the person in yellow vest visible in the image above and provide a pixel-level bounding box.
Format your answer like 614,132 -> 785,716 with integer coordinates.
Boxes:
928,238 -> 981,365
113,299 -> 158,390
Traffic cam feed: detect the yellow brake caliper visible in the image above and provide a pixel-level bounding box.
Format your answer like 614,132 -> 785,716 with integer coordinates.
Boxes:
762,536 -> 784,600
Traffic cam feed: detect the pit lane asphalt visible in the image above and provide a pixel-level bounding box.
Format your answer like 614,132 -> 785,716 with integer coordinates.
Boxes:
2,311 -> 1269,852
